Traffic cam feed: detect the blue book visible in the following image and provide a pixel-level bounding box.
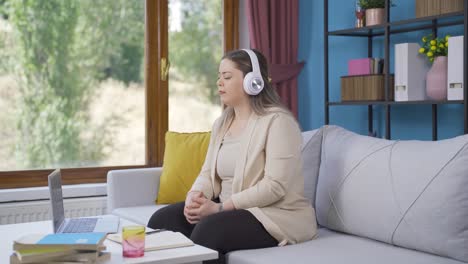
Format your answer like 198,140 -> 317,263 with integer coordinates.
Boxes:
13,232 -> 107,251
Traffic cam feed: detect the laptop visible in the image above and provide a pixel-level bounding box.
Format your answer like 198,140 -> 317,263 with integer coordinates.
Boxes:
48,169 -> 119,233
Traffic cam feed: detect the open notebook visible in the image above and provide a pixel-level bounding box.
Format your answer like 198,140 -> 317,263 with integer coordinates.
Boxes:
107,231 -> 194,251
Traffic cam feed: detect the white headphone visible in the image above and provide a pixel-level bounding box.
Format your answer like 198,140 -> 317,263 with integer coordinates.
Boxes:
242,49 -> 264,95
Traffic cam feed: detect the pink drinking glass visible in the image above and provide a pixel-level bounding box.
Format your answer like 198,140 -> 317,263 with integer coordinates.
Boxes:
122,225 -> 145,258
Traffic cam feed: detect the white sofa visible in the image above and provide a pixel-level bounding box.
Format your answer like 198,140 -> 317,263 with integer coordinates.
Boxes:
107,126 -> 468,264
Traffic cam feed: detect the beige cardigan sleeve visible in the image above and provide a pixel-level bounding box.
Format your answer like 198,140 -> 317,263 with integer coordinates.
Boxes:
231,114 -> 302,209
189,118 -> 221,200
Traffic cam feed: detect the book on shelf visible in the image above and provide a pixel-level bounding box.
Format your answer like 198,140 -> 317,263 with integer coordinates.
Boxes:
107,230 -> 194,251
348,58 -> 384,76
348,58 -> 371,76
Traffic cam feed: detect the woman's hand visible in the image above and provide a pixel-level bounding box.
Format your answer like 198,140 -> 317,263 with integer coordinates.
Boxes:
191,196 -> 219,219
184,191 -> 205,224
185,191 -> 202,209
184,192 -> 220,224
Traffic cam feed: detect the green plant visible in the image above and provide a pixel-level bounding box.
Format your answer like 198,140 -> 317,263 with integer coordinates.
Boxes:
169,0 -> 222,104
7,0 -> 126,168
419,34 -> 449,63
358,0 -> 395,9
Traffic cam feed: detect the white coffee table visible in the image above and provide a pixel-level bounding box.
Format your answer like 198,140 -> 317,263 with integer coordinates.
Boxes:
0,218 -> 218,264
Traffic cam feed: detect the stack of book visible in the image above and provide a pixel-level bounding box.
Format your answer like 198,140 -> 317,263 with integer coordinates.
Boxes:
10,232 -> 110,264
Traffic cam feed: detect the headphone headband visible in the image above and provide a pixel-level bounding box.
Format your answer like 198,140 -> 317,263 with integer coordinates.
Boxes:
241,49 -> 264,95
242,49 -> 261,75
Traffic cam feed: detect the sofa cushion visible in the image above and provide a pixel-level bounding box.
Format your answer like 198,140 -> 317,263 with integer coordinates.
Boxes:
157,131 -> 210,204
301,128 -> 323,207
315,125 -> 468,262
112,204 -> 167,225
227,228 -> 464,264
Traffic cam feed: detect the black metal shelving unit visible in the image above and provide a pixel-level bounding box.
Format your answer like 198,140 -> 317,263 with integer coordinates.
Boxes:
324,0 -> 468,140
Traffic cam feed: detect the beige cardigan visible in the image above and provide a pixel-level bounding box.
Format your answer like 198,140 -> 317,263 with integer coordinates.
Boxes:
190,108 -> 317,245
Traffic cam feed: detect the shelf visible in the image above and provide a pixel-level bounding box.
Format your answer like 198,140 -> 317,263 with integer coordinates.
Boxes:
328,11 -> 464,37
328,100 -> 464,106
329,101 -> 386,105
390,100 -> 464,105
324,0 -> 468,139
390,11 -> 464,34
328,25 -> 385,37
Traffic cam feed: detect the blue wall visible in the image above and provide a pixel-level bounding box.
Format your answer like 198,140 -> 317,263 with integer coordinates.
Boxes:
298,0 -> 464,140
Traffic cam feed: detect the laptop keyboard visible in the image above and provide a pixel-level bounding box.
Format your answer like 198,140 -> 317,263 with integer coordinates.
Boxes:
62,218 -> 98,233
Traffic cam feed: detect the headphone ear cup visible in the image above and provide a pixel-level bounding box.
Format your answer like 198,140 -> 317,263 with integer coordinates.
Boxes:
243,72 -> 255,95
243,72 -> 264,95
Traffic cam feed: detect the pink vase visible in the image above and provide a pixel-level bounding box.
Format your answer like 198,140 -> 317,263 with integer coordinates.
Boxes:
426,56 -> 448,100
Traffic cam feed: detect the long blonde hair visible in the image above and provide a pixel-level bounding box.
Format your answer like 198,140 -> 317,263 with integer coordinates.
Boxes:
219,49 -> 289,129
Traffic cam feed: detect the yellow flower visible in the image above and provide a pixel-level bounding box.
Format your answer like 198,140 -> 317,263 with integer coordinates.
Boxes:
431,46 -> 436,51
422,36 -> 427,42
445,35 -> 451,41
430,40 -> 436,45
419,47 -> 425,53
427,51 -> 433,57
439,43 -> 445,48
445,42 -> 449,47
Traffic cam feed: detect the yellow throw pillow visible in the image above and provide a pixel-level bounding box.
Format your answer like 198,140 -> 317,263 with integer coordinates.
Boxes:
156,131 -> 211,204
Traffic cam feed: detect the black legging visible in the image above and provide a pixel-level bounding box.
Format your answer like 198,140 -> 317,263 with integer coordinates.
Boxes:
147,201 -> 278,264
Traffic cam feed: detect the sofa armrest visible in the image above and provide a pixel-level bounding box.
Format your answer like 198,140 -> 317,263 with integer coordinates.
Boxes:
107,167 -> 163,212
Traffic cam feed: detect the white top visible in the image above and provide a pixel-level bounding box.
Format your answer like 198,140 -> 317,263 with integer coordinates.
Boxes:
216,134 -> 241,203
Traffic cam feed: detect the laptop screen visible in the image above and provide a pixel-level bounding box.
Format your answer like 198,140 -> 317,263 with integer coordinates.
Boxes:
48,169 -> 65,233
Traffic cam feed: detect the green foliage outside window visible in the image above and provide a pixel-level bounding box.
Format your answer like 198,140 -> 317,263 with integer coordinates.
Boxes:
169,0 -> 222,104
9,0 -> 100,168
1,0 -> 144,168
0,0 -> 221,169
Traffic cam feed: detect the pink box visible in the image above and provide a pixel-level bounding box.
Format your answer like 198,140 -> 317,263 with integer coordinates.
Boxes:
348,58 -> 372,76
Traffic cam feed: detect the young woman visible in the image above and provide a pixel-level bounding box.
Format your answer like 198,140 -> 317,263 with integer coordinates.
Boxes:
148,49 -> 317,263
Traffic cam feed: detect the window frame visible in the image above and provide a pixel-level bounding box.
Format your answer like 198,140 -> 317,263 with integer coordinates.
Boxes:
0,0 -> 238,189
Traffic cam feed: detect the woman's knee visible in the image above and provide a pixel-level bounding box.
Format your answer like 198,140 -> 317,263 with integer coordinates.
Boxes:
147,202 -> 185,229
190,214 -> 225,251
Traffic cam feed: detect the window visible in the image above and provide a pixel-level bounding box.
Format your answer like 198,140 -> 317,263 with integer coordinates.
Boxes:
168,0 -> 223,132
0,0 -> 238,189
0,0 -> 146,172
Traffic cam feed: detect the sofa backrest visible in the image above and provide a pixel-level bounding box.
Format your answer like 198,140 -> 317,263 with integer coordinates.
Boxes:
300,128 -> 323,208
313,125 -> 468,263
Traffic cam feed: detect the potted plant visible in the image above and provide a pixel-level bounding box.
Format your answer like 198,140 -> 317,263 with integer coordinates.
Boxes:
419,34 -> 450,100
358,0 -> 393,26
